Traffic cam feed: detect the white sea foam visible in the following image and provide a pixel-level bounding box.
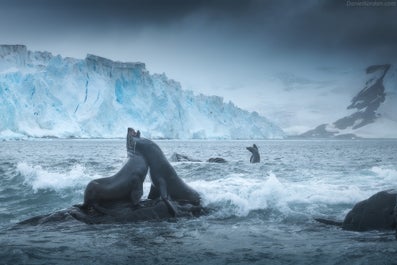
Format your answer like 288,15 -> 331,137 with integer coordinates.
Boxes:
15,161 -> 397,218
370,166 -> 397,181
190,171 -> 369,217
192,172 -> 286,216
17,161 -> 154,195
17,162 -> 95,192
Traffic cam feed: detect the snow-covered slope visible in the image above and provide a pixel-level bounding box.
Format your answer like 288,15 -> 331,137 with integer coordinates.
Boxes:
301,64 -> 397,139
0,45 -> 284,139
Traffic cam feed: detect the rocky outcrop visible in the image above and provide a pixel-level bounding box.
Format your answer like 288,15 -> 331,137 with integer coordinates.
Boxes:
301,64 -> 392,139
316,190 -> 397,231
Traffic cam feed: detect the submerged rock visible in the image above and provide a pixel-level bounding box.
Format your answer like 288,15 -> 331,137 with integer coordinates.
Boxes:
169,152 -> 227,163
207,157 -> 227,163
170,152 -> 202,162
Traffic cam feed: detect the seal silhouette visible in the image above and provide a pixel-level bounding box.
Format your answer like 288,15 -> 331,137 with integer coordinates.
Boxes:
81,128 -> 148,212
247,144 -> 260,163
129,128 -> 201,216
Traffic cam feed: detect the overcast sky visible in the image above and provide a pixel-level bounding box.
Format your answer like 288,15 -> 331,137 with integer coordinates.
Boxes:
1,0 -> 396,133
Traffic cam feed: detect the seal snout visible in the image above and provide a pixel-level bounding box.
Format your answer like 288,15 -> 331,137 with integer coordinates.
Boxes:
128,127 -> 141,138
128,127 -> 136,135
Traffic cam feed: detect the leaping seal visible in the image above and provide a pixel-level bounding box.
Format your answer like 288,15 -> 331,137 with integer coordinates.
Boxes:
247,144 -> 260,163
129,128 -> 201,216
81,128 -> 148,212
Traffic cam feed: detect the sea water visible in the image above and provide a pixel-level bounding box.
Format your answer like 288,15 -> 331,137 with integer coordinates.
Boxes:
0,139 -> 396,264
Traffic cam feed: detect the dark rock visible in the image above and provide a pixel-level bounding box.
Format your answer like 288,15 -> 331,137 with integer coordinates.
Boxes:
316,189 -> 397,231
169,152 -> 202,162
17,199 -> 205,225
207,157 -> 227,163
342,189 -> 396,231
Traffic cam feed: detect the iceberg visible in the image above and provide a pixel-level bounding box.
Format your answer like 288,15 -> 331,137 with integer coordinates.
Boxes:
0,45 -> 284,139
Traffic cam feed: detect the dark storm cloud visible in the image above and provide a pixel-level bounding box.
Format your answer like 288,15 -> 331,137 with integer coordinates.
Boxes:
0,0 -> 252,28
287,1 -> 397,60
1,0 -> 396,63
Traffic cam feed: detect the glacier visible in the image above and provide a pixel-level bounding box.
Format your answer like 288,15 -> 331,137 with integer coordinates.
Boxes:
0,45 -> 284,140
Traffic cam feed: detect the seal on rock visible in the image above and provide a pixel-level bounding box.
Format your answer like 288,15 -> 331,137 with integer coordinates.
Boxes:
129,128 -> 201,216
81,128 -> 148,212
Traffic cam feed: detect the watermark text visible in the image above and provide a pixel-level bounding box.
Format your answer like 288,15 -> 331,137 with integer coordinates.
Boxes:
346,0 -> 396,7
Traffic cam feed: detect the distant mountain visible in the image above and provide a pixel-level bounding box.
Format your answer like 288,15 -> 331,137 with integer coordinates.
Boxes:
0,45 -> 284,139
301,64 -> 397,139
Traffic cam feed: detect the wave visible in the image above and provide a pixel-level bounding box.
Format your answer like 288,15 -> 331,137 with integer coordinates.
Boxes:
16,161 -> 153,195
15,161 -> 397,219
193,172 -> 290,217
191,172 -> 370,218
17,162 -> 96,193
370,165 -> 397,181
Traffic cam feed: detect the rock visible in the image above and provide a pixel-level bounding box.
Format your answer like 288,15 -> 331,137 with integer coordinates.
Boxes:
316,189 -> 397,231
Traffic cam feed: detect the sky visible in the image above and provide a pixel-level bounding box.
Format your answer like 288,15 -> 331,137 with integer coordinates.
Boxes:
1,0 -> 396,134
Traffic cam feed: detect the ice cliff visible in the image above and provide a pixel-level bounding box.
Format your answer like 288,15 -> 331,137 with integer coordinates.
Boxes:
0,45 -> 284,139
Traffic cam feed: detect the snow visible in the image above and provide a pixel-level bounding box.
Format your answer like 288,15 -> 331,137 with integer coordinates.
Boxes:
336,117 -> 397,138
302,64 -> 397,139
325,124 -> 339,133
0,45 -> 284,140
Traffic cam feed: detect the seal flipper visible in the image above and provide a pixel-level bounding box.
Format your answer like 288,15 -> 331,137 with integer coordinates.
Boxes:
157,178 -> 177,217
163,198 -> 178,217
315,218 -> 343,227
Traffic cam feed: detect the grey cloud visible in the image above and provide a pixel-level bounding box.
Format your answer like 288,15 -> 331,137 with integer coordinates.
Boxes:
1,0 -> 395,62
275,72 -> 332,91
273,1 -> 397,60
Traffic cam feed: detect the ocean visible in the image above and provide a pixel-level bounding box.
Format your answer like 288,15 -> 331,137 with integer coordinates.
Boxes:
0,139 -> 396,264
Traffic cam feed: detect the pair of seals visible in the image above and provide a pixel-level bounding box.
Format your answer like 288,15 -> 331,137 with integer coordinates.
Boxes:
247,144 -> 260,163
129,128 -> 201,216
82,127 -> 200,217
82,129 -> 148,212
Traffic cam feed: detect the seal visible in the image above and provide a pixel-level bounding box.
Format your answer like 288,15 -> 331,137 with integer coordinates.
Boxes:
129,128 -> 201,216
81,128 -> 148,212
246,144 -> 260,163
